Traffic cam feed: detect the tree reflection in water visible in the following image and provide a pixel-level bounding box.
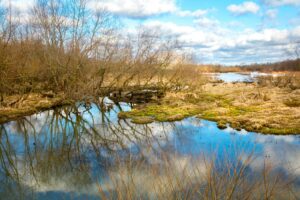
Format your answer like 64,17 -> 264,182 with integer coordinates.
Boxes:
0,101 -> 299,199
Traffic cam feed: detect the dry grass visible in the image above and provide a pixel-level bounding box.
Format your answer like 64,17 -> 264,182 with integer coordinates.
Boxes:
257,73 -> 300,90
118,81 -> 300,134
0,93 -> 72,124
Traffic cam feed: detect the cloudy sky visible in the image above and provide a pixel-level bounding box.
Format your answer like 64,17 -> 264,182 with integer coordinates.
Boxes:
3,0 -> 300,65
100,0 -> 300,65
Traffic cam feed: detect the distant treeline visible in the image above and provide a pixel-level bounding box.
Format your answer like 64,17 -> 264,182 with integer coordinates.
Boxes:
241,59 -> 300,72
195,59 -> 300,72
192,65 -> 242,73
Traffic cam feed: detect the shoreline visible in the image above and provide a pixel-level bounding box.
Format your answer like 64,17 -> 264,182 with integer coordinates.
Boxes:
1,82 -> 299,135
118,82 -> 300,135
0,93 -> 72,124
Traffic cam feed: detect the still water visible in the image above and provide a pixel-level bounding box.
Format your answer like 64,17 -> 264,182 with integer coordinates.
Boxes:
0,100 -> 299,199
217,73 -> 254,82
215,72 -> 282,83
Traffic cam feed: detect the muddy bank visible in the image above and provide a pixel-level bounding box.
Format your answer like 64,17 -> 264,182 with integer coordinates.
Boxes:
0,93 -> 72,124
118,82 -> 300,135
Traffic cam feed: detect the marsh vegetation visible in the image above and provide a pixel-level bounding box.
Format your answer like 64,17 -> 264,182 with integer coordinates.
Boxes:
0,0 -> 300,199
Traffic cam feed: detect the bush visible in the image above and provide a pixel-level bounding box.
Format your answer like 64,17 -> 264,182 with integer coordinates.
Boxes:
257,74 -> 300,90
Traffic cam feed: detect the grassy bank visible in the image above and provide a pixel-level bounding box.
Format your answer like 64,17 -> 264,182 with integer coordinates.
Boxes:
0,93 -> 72,124
118,82 -> 300,135
2,80 -> 299,135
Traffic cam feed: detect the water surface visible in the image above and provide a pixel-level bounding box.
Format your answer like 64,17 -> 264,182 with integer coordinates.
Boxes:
0,101 -> 299,199
213,72 -> 282,83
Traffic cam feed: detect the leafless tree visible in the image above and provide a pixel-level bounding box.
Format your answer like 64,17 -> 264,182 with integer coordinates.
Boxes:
0,0 -> 184,103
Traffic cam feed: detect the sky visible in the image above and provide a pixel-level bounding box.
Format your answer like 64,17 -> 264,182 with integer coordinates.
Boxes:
2,0 -> 300,65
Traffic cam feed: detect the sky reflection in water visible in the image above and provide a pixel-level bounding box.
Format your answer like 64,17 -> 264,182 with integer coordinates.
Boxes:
0,101 -> 299,199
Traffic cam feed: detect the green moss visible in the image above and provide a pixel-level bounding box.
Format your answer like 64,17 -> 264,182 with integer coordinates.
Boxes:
228,107 -> 247,116
199,96 -> 253,119
131,117 -> 154,124
165,114 -> 185,122
116,88 -> 299,135
196,103 -> 299,134
259,127 -> 300,135
118,104 -> 200,122
118,112 -> 129,119
220,105 -> 259,117
183,93 -> 232,107
198,94 -> 223,102
201,111 -> 218,120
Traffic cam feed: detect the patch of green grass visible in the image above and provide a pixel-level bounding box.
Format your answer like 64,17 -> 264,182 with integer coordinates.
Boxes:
201,111 -> 218,120
131,116 -> 154,124
165,114 -> 186,122
201,105 -> 258,120
118,104 -> 200,122
184,93 -> 231,106
118,90 -> 299,135
260,127 -> 300,135
227,106 -> 258,116
198,93 -> 226,103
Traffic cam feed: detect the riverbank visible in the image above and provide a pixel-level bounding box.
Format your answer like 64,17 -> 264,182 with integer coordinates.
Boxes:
0,93 -> 72,124
119,82 -> 300,135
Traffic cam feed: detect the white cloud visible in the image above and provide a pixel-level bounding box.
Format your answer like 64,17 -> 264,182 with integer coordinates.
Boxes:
1,0 -> 299,64
227,1 -> 260,15
228,21 -> 245,28
194,17 -> 220,27
263,0 -> 300,6
177,9 -> 208,17
1,0 -> 34,12
88,0 -> 177,18
142,20 -> 300,64
1,0 -> 178,18
0,0 -> 34,24
266,9 -> 278,19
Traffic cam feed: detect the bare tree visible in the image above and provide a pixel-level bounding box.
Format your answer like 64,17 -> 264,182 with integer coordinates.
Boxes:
0,0 -> 18,104
0,0 -> 182,103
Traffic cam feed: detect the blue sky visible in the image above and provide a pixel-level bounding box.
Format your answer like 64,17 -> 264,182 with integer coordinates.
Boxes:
2,0 -> 300,65
104,0 -> 300,65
